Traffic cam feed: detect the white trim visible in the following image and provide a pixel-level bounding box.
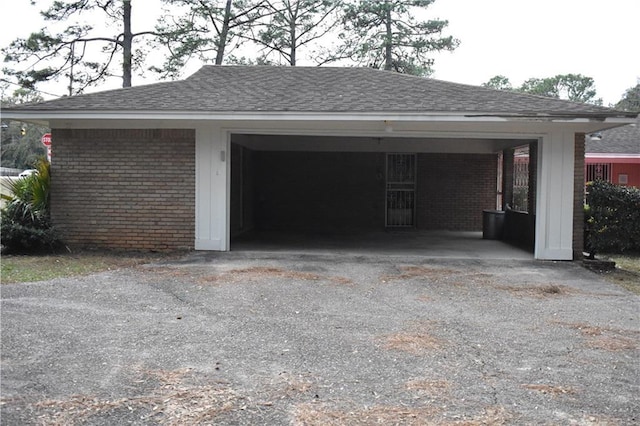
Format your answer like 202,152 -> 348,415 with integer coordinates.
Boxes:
224,130 -> 231,252
195,238 -> 224,250
2,110 -> 636,125
222,126 -> 545,141
534,131 -> 575,260
586,153 -> 640,159
195,124 -> 229,251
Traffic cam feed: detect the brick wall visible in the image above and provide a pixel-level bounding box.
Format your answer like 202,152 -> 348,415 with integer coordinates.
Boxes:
252,151 -> 386,231
573,133 -> 585,259
249,151 -> 497,232
416,154 -> 498,231
50,129 -> 195,250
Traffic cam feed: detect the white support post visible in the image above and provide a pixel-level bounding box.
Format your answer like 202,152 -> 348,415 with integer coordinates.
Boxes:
534,131 -> 575,260
195,125 -> 230,250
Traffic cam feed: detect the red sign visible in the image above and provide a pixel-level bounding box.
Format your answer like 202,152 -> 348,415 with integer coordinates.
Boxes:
41,133 -> 52,146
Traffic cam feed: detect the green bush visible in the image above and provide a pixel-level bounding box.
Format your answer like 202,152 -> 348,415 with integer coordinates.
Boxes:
1,158 -> 63,253
584,180 -> 640,255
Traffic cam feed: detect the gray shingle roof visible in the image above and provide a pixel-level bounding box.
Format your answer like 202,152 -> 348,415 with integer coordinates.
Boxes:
586,116 -> 640,154
4,66 -> 638,118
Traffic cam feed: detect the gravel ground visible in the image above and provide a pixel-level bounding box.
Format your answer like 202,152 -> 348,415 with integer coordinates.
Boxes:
1,252 -> 638,425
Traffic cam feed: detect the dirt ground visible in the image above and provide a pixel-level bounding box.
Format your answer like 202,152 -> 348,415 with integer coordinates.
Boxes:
1,251 -> 638,425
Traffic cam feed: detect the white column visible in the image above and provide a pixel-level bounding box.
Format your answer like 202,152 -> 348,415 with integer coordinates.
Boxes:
534,131 -> 575,260
195,125 -> 230,250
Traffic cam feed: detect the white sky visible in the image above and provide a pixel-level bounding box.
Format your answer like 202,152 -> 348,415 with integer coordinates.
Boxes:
1,0 -> 638,106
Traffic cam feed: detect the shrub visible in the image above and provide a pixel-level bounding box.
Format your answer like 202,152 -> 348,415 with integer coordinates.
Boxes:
1,158 -> 63,253
584,180 -> 640,255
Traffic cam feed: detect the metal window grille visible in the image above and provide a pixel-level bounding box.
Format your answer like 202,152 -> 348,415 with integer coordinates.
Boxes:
512,146 -> 529,212
585,163 -> 612,182
386,153 -> 416,227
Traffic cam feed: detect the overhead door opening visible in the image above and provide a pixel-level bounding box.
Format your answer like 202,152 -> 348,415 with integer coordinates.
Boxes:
229,134 -> 513,249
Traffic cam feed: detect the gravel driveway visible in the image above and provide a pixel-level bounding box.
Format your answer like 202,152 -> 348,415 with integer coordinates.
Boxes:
1,252 -> 638,425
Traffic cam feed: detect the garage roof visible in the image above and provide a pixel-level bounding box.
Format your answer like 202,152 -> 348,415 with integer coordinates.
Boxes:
4,66 -> 637,120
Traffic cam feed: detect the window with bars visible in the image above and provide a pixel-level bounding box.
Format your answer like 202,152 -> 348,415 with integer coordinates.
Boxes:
585,163 -> 612,182
386,153 -> 416,227
512,146 -> 529,212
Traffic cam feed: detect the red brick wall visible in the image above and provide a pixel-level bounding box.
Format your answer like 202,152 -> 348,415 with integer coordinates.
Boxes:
573,133 -> 585,259
416,154 -> 498,231
50,129 -> 195,250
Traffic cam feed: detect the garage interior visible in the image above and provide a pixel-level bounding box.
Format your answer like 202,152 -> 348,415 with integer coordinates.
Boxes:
229,133 -> 537,254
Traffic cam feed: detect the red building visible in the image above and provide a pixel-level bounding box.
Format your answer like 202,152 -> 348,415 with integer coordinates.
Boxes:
586,117 -> 640,187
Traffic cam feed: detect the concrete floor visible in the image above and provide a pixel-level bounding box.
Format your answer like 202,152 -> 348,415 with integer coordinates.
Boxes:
231,230 -> 533,260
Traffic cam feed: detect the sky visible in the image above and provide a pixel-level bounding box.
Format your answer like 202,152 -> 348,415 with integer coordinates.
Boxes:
0,0 -> 638,106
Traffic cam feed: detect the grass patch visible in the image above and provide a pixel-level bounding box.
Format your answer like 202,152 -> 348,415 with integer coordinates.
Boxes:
606,253 -> 640,274
1,251 -> 174,284
587,252 -> 640,295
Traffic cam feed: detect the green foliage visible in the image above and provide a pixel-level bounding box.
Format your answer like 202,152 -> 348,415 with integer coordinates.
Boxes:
152,0 -> 266,77
1,158 -> 62,254
2,0 -> 154,94
0,123 -> 48,170
255,0 -> 341,66
584,180 -> 640,255
483,74 -> 601,104
615,83 -> 640,112
327,0 -> 458,75
482,75 -> 512,91
519,77 -> 560,98
1,89 -> 50,169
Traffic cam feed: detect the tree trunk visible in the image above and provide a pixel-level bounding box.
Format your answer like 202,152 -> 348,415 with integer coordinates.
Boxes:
290,29 -> 296,65
384,4 -> 392,71
289,16 -> 296,65
122,0 -> 133,87
68,43 -> 75,96
215,0 -> 232,65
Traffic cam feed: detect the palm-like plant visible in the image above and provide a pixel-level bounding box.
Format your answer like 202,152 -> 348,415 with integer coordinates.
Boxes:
1,157 -> 61,253
2,158 -> 50,221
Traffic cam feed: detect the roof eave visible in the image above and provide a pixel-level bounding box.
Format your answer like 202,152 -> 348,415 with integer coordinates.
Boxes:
2,109 -> 637,124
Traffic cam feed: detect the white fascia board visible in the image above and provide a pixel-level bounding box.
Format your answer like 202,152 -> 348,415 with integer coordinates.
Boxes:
586,153 -> 640,159
222,126 -> 544,141
3,110 -> 636,123
1,110 -> 501,122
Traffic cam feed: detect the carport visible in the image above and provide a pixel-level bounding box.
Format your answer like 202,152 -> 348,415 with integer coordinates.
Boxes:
228,133 -> 536,250
4,66 -> 636,259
